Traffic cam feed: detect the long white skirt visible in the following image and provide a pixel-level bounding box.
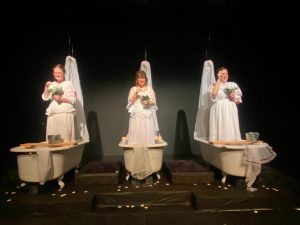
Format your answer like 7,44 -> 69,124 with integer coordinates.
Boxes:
209,99 -> 241,141
46,112 -> 75,143
127,112 -> 155,145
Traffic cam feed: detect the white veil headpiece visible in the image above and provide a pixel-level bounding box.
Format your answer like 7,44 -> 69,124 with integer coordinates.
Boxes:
65,56 -> 89,142
194,60 -> 215,141
140,60 -> 159,134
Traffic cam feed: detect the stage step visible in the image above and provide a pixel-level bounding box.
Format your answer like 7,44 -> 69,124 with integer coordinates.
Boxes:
193,185 -> 298,210
164,160 -> 214,184
76,161 -> 122,185
93,191 -> 196,213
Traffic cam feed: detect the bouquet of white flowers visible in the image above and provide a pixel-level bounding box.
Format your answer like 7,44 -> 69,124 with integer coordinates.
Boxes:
141,94 -> 151,102
48,85 -> 63,96
224,86 -> 238,95
139,91 -> 152,108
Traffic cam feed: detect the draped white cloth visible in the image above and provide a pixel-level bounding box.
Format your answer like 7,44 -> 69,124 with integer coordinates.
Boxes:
194,60 -> 215,141
65,56 -> 89,142
36,148 -> 53,185
131,145 -> 153,180
243,143 -> 277,188
140,60 -> 159,134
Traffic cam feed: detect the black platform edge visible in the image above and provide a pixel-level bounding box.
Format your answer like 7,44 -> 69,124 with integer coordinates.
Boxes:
76,161 -> 123,185
92,191 -> 197,213
164,159 -> 215,184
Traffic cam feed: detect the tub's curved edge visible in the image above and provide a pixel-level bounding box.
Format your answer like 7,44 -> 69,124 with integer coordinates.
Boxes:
10,140 -> 89,153
118,140 -> 168,148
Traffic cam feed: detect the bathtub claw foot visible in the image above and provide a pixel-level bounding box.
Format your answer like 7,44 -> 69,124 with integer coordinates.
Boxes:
221,172 -> 227,184
58,176 -> 65,189
58,180 -> 65,189
156,173 -> 161,180
126,173 -> 130,181
247,186 -> 258,192
75,164 -> 80,174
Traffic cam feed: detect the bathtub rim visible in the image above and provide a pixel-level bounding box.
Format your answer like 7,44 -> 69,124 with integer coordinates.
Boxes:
118,140 -> 168,149
10,140 -> 89,153
195,137 -> 247,150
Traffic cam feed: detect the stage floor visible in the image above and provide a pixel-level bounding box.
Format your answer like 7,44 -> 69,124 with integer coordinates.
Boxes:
1,156 -> 300,225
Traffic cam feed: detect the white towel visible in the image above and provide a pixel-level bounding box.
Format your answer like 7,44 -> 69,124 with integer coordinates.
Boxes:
131,145 -> 153,180
36,149 -> 52,185
243,143 -> 277,187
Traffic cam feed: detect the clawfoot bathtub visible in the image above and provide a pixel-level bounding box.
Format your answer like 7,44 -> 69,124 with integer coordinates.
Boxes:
10,141 -> 88,189
196,138 -> 248,184
196,138 -> 276,192
118,139 -> 167,181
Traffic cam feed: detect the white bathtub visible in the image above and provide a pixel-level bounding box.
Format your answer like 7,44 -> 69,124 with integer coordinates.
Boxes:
118,140 -> 167,180
196,138 -> 247,184
10,141 -> 88,189
196,138 -> 277,192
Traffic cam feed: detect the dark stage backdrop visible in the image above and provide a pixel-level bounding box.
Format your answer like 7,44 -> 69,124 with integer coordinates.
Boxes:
2,1 -> 299,179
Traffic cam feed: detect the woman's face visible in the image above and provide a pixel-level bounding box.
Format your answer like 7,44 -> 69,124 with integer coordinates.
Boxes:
137,76 -> 146,87
53,68 -> 65,83
218,69 -> 229,83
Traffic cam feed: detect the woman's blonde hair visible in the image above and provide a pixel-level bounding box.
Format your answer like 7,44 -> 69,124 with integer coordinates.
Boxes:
135,70 -> 148,85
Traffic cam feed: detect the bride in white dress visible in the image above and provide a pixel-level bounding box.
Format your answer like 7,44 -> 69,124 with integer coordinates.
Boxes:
42,64 -> 77,143
126,70 -> 157,145
209,67 -> 242,141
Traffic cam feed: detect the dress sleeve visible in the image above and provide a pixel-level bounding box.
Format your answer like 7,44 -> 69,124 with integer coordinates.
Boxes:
209,83 -> 217,102
127,87 -> 136,111
128,87 -> 136,103
234,82 -> 242,103
42,84 -> 51,101
42,93 -> 51,101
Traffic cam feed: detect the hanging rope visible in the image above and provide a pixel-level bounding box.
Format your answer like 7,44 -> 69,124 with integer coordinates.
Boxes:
205,32 -> 211,60
144,48 -> 147,61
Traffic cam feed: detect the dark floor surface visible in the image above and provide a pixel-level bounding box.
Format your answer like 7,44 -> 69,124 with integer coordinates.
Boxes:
1,155 -> 300,225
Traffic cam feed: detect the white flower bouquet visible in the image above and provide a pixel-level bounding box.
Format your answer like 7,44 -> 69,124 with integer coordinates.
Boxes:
224,86 -> 241,103
139,91 -> 152,108
141,94 -> 151,101
224,86 -> 238,95
48,85 -> 63,96
138,90 -> 152,101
